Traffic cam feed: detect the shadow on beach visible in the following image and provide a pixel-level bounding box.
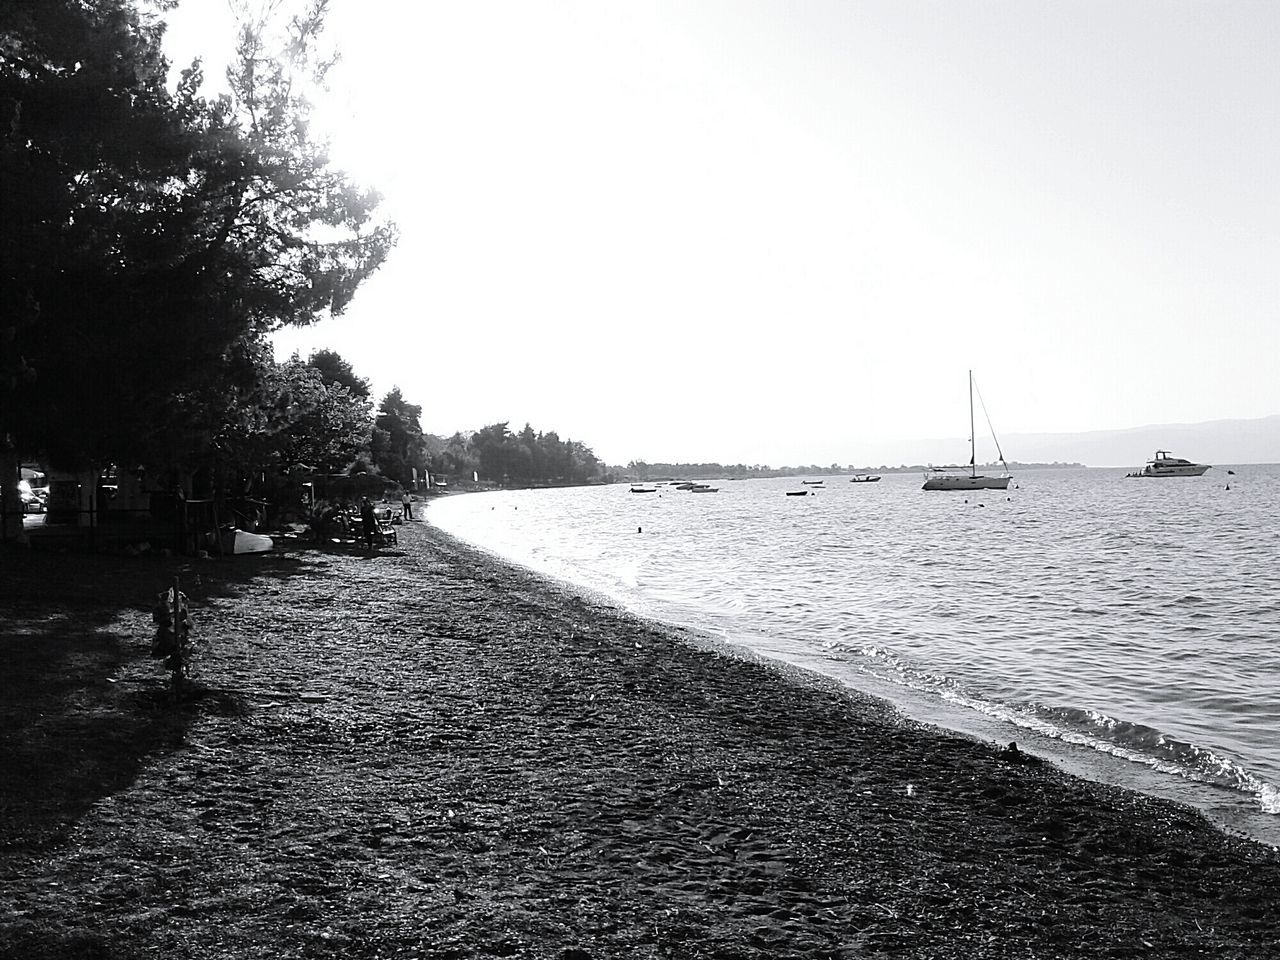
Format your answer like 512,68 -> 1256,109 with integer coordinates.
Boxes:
0,540 -> 325,851
3,525 -> 1280,958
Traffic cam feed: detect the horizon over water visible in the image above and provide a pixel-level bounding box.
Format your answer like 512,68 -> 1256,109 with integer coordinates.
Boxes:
426,467 -> 1280,846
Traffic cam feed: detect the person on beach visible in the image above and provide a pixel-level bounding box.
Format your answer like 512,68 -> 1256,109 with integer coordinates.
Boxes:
401,490 -> 413,521
359,497 -> 377,550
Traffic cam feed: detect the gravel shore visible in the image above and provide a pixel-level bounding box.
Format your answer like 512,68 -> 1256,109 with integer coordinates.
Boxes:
3,520 -> 1279,959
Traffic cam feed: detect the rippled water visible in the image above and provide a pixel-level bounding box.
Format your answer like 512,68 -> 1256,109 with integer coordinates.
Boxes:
427,467 -> 1280,844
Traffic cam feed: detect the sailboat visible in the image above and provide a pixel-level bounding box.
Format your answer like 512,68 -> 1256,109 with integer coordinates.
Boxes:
922,371 -> 1012,491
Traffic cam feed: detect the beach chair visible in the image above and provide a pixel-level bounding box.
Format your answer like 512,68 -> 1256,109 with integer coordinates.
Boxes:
375,515 -> 397,546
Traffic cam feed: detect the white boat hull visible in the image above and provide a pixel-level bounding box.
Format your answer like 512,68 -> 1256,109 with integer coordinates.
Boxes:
1141,465 -> 1210,477
922,475 -> 1011,491
231,529 -> 273,553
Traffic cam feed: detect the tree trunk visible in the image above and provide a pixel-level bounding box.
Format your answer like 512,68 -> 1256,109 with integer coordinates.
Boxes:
0,452 -> 21,542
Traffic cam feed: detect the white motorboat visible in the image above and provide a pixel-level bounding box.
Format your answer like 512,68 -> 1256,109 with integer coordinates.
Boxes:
1129,451 -> 1211,478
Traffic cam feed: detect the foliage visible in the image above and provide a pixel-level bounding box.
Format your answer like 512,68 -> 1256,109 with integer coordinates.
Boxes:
307,348 -> 371,400
469,421 -> 602,485
145,338 -> 372,491
433,431 -> 478,481
370,386 -> 427,485
0,0 -> 609,527
0,0 -> 395,470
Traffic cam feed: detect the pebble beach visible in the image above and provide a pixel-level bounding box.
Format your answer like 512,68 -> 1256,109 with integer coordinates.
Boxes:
2,520 -> 1279,959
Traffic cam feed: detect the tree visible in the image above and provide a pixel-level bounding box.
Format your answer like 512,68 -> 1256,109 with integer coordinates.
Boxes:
436,431 -> 477,481
1,0 -> 394,476
470,422 -> 512,482
465,422 -> 602,486
371,386 -> 426,486
307,348 -> 370,400
141,339 -> 372,495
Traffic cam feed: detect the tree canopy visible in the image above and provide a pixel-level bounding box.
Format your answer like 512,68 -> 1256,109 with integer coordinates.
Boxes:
371,386 -> 427,486
0,0 -> 606,532
0,0 -> 394,471
469,422 -> 601,485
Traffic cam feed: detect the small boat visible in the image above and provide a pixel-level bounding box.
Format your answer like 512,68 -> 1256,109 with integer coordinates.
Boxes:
222,528 -> 273,554
785,490 -> 810,497
849,475 -> 881,483
629,485 -> 658,494
690,485 -> 719,493
923,370 -> 1011,491
1128,451 -> 1211,478
674,482 -> 698,490
801,479 -> 824,486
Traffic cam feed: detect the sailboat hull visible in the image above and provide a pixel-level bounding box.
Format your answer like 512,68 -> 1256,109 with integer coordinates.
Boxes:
922,475 -> 1010,491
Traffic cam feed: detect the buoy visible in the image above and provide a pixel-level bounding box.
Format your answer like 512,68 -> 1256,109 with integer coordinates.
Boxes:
637,526 -> 642,533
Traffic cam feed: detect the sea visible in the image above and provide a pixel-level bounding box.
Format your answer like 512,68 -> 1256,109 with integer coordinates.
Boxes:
425,466 -> 1280,847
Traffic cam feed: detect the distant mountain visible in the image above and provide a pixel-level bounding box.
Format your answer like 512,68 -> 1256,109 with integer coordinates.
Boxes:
1002,415 -> 1280,468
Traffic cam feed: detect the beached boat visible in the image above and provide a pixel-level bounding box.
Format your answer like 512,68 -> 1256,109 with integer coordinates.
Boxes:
849,475 -> 881,483
923,371 -> 1012,491
224,528 -> 273,554
1126,451 -> 1211,478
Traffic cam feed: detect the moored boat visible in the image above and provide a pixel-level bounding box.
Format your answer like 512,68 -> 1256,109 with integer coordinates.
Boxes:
1127,451 -> 1211,478
849,475 -> 881,483
923,370 -> 1012,491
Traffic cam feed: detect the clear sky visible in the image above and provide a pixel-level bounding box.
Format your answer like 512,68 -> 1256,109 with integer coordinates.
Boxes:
162,1 -> 1280,466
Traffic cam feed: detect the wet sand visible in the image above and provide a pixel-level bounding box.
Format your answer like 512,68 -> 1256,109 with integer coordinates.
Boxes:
2,520 -> 1279,959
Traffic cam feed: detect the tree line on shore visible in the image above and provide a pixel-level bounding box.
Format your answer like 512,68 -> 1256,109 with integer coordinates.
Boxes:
624,460 -> 1085,480
0,0 -> 605,533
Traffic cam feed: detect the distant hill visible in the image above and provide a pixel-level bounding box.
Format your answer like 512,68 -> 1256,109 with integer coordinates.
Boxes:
1002,415 -> 1280,468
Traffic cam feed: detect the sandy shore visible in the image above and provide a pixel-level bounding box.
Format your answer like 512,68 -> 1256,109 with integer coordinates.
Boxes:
2,520 -> 1279,959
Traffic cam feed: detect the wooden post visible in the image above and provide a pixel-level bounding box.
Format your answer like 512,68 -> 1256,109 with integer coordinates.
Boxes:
213,501 -> 225,558
171,575 -> 182,695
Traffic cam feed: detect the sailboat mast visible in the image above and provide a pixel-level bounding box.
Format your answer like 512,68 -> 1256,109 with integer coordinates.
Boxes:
968,369 -> 976,478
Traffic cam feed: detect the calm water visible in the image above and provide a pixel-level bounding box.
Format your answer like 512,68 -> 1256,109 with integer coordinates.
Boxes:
427,467 -> 1280,845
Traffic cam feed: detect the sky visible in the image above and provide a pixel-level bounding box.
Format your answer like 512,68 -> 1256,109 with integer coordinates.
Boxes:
161,1 -> 1280,467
